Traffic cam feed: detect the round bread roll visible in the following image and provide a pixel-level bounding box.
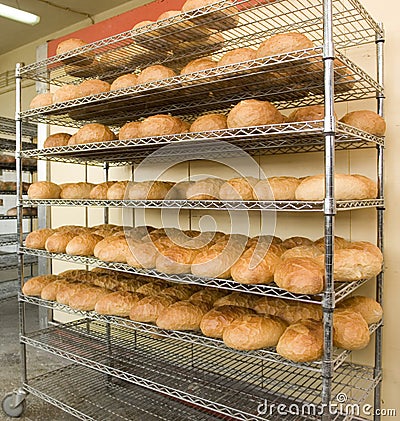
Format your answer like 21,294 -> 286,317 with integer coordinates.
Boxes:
287,105 -> 333,123
223,314 -> 287,350
295,174 -> 370,201
181,58 -> 216,75
137,65 -> 176,85
256,32 -> 314,58
44,133 -> 71,148
218,48 -> 257,67
227,99 -> 285,128
214,292 -> 257,309
96,237 -> 131,263
281,236 -> 314,249
106,181 -> 128,200
65,233 -> 103,256
276,319 -> 323,362
41,279 -> 70,301
281,245 -> 322,260
22,275 -> 58,297
127,181 -> 173,200
89,181 -> 115,200
74,123 -> 116,145
186,177 -> 225,200
69,287 -> 110,311
219,177 -> 258,201
25,228 -> 56,249
333,309 -> 370,350
118,122 -> 141,140
56,282 -> 90,305
337,296 -> 382,325
95,291 -> 143,316
200,305 -> 255,338
30,92 -> 53,109
130,294 -> 177,323
313,235 -> 349,252
56,38 -> 91,65
136,281 -> 169,297
156,300 -> 211,331
110,74 -> 138,91
352,175 -> 378,199
60,182 -> 95,199
138,114 -> 183,137
254,177 -> 300,201
78,79 -> 110,97
340,110 -> 386,136
53,85 -> 80,103
45,232 -> 77,254
156,246 -> 199,274
190,113 -> 227,132
189,288 -> 227,306
274,257 -> 325,294
28,181 -> 61,199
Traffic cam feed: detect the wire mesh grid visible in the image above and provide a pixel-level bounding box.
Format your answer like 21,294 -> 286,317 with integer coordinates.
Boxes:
0,253 -> 37,270
0,117 -> 37,139
0,215 -> 37,220
0,162 -> 37,172
0,138 -> 36,153
22,320 -> 380,421
20,247 -> 370,304
0,233 -> 28,247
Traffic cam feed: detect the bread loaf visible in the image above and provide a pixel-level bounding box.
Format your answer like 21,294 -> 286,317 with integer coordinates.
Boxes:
106,181 -> 128,200
74,123 -> 116,144
281,236 -> 314,249
30,92 -> 53,109
78,79 -> 110,98
65,233 -> 103,256
181,58 -> 216,75
352,175 -> 378,199
41,279 -> 70,301
223,314 -> 287,350
22,275 -> 58,296
313,235 -> 349,252
118,122 -> 141,140
189,288 -> 227,306
162,285 -> 199,301
281,245 -> 322,260
96,237 -> 131,263
166,181 -> 194,199
254,177 -> 300,201
276,319 -> 323,362
340,110 -> 386,136
337,296 -> 382,324
45,232 -> 77,253
56,282 -> 90,305
227,99 -> 285,128
126,241 -> 158,269
28,181 -> 61,199
274,257 -> 325,294
56,38 -> 91,64
333,309 -> 370,350
136,281 -> 169,297
127,181 -> 173,200
25,228 -> 56,249
69,287 -> 110,311
89,182 -> 115,200
60,182 -> 95,199
44,133 -> 71,148
53,85 -> 80,103
190,114 -> 227,132
219,177 -> 257,201
156,246 -> 198,274
186,177 -> 225,200
130,294 -> 177,323
137,65 -> 176,84
110,74 -> 138,91
287,105 -> 330,122
214,292 -> 257,309
94,291 -> 143,316
256,32 -> 314,58
218,48 -> 257,67
138,115 -> 183,137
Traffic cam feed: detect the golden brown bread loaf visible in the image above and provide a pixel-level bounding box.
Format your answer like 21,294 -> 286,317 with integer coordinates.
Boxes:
200,305 -> 255,338
181,58 -> 216,75
247,235 -> 283,248
94,291 -> 143,316
68,134 -> 78,145
155,246 -> 199,274
41,279 -> 71,301
126,241 -> 159,269
137,65 -> 176,84
295,174 -> 371,201
156,300 -> 211,331
56,38 -> 91,65
190,114 -> 227,132
74,123 -> 116,145
333,309 -> 370,350
106,181 -> 128,200
28,181 -> 61,199
281,245 -> 322,260
138,114 -> 183,137
352,175 -> 378,198
44,133 -> 71,148
65,233 -> 103,256
25,228 -> 56,249
129,294 -> 177,323
110,74 -> 138,91
69,287 -> 110,311
127,181 -> 173,200
287,105 -> 331,122
218,48 -> 257,67
96,237 -> 131,263
166,181 -> 194,199
214,292 -> 257,309
118,122 -> 141,140
227,99 -> 285,128
337,296 -> 382,324
254,177 -> 300,201
281,236 -> 314,249
186,177 -> 225,200
223,314 -> 287,350
313,235 -> 349,252
78,79 -> 110,98
60,182 -> 95,199
256,32 -> 314,58
276,319 -> 323,362
89,182 -> 115,200
22,275 -> 58,296
30,92 -> 53,109
45,232 -> 77,253
340,110 -> 386,136
136,281 -> 169,296
56,282 -> 90,305
189,288 -> 227,306
349,241 -> 383,260
53,85 -> 80,103
162,285 -> 199,301
274,257 -> 325,294
219,177 -> 257,201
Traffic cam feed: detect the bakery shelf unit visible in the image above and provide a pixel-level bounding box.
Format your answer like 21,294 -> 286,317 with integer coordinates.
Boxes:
0,117 -> 37,301
5,0 -> 385,419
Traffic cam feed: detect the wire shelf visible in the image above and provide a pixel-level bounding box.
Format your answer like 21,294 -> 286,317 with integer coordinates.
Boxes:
18,0 -> 381,87
0,162 -> 37,172
0,279 -> 19,302
19,49 -> 382,128
20,295 -> 382,373
0,253 -> 37,270
0,138 -> 36,152
22,320 -> 381,421
20,121 -> 384,166
0,233 -> 28,247
20,247 -> 370,304
25,364 -> 221,421
0,214 -> 37,220
0,116 -> 37,138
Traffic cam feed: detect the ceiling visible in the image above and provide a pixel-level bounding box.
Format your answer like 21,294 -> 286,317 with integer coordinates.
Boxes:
0,0 -> 134,55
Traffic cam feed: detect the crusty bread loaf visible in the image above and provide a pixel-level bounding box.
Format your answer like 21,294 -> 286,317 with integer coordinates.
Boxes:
28,181 -> 61,199
44,133 -> 71,148
45,232 -> 77,253
156,300 -> 211,331
181,58 -> 216,75
337,295 -> 382,324
126,241 -> 158,269
41,279 -> 70,301
349,241 -> 383,260
256,32 -> 314,58
118,122 -> 141,140
200,305 -> 255,338
78,79 -> 110,98
333,309 -> 370,350
56,282 -> 90,305
136,281 -> 169,297
281,245 -> 322,260
227,99 -> 285,128
156,246 -> 198,274
110,74 -> 138,91
22,275 -> 58,296
137,65 -> 176,84
218,48 -> 257,67
106,181 -> 128,200
56,38 -> 91,65
89,182 -> 115,200
74,123 -> 116,145
94,291 -> 143,316
69,287 -> 110,311
340,110 -> 386,136
130,294 -> 177,323
53,85 -> 80,103
281,236 -> 314,249
189,288 -> 227,306
287,105 -> 329,122
190,114 -> 227,132
96,237 -> 131,263
25,228 -> 56,249
247,235 -> 283,248
223,314 -> 287,350
138,114 -> 183,137
162,285 -> 199,301
219,177 -> 258,201
313,235 -> 349,252
276,319 -> 323,362
254,177 -> 300,201
166,181 -> 194,199
127,181 -> 173,200
214,292 -> 257,309
65,233 -> 103,256
274,257 -> 325,294
60,182 -> 95,199
186,177 -> 225,200
352,174 -> 378,198
30,92 -> 53,109
295,174 -> 371,201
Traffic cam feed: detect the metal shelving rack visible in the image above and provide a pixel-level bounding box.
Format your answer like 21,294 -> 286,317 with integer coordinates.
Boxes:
4,0 -> 384,419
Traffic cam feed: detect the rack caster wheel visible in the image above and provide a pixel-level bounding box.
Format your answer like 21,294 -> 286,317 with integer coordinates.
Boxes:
2,392 -> 26,418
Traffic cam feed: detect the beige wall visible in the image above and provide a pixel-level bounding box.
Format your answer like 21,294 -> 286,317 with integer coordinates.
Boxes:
1,0 -> 399,416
